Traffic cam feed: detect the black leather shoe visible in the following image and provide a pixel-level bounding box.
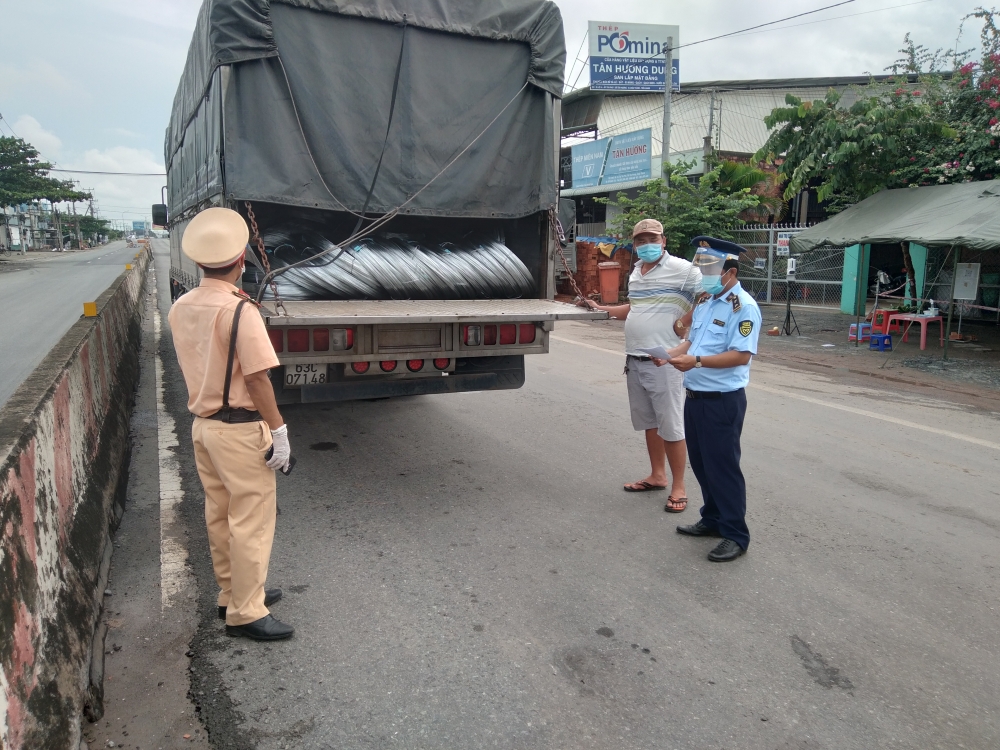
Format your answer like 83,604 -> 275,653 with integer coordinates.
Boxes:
225,614 -> 294,641
676,520 -> 721,537
218,588 -> 283,620
707,539 -> 746,562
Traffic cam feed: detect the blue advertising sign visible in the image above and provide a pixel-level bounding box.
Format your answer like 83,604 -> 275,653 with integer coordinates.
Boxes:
601,129 -> 652,186
570,129 -> 652,189
571,138 -> 611,189
588,21 -> 679,93
132,221 -> 146,233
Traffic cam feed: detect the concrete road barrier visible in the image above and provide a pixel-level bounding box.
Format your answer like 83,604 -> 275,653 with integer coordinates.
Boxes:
0,248 -> 151,749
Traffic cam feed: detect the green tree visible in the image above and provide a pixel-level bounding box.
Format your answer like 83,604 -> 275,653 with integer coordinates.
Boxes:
0,136 -> 88,207
600,162 -> 761,258
713,160 -> 786,221
754,87 -> 955,206
755,8 -> 1000,209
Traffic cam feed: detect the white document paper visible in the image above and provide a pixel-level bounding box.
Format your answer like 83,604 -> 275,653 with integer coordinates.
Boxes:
637,346 -> 672,360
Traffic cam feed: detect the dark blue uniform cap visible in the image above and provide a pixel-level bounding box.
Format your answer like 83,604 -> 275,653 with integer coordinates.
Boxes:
690,236 -> 748,256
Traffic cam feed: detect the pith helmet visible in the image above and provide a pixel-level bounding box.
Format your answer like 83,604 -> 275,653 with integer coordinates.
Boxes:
181,207 -> 249,268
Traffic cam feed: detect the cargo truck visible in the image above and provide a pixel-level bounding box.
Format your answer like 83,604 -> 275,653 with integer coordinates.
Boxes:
163,0 -> 603,403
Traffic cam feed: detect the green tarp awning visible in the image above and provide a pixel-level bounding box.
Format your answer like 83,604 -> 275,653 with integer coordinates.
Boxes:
790,180 -> 1000,254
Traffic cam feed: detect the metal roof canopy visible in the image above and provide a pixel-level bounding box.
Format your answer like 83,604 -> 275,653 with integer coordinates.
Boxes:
789,181 -> 1000,254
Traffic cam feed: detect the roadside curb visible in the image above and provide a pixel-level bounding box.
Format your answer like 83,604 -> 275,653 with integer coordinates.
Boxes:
0,248 -> 151,749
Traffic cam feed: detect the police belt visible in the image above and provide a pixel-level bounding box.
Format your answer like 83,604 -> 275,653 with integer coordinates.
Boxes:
685,388 -> 744,400
205,407 -> 263,423
204,297 -> 262,424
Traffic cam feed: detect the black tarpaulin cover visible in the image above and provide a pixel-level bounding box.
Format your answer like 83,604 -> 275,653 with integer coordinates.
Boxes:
790,181 -> 1000,254
165,0 -> 565,218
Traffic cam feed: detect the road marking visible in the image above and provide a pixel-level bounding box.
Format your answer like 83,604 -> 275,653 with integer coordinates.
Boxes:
551,334 -> 999,451
550,335 -> 621,356
751,383 -> 1000,451
153,290 -> 191,609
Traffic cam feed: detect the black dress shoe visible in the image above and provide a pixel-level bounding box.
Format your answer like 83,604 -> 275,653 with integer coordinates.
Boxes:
676,520 -> 721,537
707,539 -> 746,562
225,614 -> 294,641
218,588 -> 283,620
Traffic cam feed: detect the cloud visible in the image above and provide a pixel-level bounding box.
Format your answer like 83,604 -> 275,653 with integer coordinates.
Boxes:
91,0 -> 202,31
53,147 -> 167,223
11,115 -> 63,157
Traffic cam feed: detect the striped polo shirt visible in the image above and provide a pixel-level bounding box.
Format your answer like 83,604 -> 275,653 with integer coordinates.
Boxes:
624,253 -> 702,357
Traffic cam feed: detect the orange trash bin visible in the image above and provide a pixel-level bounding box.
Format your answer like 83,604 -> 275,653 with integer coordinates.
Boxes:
598,262 -> 622,304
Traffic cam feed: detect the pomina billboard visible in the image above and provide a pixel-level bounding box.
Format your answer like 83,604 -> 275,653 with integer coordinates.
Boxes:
588,21 -> 679,92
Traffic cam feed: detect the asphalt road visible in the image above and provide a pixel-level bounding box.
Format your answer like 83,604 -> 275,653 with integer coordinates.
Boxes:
0,241 -> 142,407
100,245 -> 1000,750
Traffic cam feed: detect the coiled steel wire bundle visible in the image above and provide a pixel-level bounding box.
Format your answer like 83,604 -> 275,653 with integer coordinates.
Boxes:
254,229 -> 536,301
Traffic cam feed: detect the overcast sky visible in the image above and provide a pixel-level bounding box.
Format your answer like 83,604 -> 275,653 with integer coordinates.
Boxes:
0,0 -> 986,226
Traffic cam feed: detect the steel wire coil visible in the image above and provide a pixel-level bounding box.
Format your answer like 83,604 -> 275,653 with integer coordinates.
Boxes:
254,229 -> 535,301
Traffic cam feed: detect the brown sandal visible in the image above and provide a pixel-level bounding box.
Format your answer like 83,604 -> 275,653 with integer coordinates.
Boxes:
623,480 -> 667,493
664,496 -> 688,513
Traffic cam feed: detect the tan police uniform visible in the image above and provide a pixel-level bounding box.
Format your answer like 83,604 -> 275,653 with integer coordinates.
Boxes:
167,209 -> 281,626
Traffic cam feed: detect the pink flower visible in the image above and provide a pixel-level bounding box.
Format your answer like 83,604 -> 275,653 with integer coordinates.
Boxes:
913,91 -> 921,96
895,87 -> 905,95
989,100 -> 1000,109
960,62 -> 977,74
910,156 -> 916,162
990,117 -> 999,126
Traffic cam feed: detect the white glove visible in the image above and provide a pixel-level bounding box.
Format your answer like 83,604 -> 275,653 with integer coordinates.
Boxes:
266,424 -> 291,471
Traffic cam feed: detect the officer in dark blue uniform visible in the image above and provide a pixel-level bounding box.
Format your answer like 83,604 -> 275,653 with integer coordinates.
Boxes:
663,237 -> 761,562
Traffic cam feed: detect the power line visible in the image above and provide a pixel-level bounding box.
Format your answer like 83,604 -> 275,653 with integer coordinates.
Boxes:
671,0 -> 858,54
49,168 -> 166,176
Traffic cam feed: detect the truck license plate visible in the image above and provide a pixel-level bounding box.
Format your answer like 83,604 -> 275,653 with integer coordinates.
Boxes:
284,364 -> 327,387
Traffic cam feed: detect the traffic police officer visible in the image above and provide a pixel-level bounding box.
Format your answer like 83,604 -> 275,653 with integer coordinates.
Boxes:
663,237 -> 761,562
168,207 -> 295,639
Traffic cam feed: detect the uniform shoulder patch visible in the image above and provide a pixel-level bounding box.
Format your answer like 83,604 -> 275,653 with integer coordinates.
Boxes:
739,320 -> 754,337
731,296 -> 742,313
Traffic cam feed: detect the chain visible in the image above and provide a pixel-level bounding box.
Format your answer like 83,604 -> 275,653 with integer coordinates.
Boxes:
549,206 -> 586,301
245,201 -> 286,316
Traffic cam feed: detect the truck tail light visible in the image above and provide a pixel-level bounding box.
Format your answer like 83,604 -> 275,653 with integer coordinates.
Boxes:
287,329 -> 309,352
406,359 -> 424,372
344,328 -> 354,349
268,329 -> 283,353
380,360 -> 398,372
484,324 -> 497,346
313,328 -> 330,351
463,325 -> 481,346
351,361 -> 370,374
433,358 -> 450,370
519,324 -> 536,344
499,324 -> 516,345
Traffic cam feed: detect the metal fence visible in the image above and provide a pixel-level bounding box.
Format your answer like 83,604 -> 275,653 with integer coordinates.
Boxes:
923,246 -> 1000,323
730,224 -> 845,309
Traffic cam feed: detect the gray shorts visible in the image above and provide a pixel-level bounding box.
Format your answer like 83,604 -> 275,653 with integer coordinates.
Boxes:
626,356 -> 686,442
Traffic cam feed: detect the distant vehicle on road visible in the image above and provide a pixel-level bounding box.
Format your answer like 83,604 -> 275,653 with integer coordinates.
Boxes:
164,0 -> 600,404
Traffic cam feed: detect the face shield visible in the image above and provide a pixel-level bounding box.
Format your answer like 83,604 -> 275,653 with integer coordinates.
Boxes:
693,247 -> 728,277
693,247 -> 738,294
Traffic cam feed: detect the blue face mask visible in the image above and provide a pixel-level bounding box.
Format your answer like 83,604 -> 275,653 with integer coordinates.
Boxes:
635,243 -> 663,263
702,274 -> 725,295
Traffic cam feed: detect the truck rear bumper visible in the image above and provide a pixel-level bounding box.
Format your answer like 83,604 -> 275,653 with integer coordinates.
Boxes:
274,355 -> 524,404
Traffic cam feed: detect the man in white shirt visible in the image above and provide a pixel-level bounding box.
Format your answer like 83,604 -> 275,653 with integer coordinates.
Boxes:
582,219 -> 702,512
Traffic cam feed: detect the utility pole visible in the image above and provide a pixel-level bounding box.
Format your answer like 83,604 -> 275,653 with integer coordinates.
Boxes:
703,89 -> 717,166
72,201 -> 82,250
660,36 -> 673,199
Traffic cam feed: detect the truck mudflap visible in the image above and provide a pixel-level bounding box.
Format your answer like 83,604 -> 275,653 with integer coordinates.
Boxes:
262,298 -> 606,325
280,356 -> 525,403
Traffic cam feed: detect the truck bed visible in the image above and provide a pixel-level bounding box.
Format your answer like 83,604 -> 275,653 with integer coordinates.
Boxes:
262,299 -> 607,326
